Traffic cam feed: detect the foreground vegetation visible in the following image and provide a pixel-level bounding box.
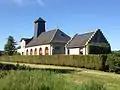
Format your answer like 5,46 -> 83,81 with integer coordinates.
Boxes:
0,63 -> 120,90
0,70 -> 106,90
0,52 -> 120,90
65,70 -> 120,90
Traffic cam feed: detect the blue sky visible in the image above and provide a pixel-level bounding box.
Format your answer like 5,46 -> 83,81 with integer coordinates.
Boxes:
0,0 -> 120,50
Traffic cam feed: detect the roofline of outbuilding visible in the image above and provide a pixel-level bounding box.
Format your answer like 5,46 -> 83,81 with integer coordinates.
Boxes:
65,34 -> 78,48
66,29 -> 101,48
85,29 -> 101,46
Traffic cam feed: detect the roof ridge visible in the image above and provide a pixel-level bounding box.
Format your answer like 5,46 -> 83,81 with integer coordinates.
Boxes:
65,34 -> 78,47
34,17 -> 45,23
78,31 -> 95,36
48,28 -> 58,31
85,29 -> 100,45
49,29 -> 58,43
58,29 -> 70,37
38,29 -> 56,36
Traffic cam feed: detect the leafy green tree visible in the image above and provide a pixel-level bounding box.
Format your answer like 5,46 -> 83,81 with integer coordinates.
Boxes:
4,36 -> 16,55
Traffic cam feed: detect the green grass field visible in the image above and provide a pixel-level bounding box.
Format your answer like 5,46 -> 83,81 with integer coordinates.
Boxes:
64,70 -> 120,90
0,63 -> 120,90
0,70 -> 106,90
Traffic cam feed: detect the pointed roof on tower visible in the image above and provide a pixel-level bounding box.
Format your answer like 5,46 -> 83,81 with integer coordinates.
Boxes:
34,17 -> 46,23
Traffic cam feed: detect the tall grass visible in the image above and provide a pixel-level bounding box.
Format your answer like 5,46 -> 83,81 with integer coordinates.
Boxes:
0,70 -> 106,90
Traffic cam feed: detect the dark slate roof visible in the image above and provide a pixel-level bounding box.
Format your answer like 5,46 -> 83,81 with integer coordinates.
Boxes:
66,31 -> 95,48
51,29 -> 70,43
20,38 -> 32,45
26,29 -> 70,47
34,17 -> 46,23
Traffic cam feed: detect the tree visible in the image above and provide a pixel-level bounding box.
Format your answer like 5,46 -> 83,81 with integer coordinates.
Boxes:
4,36 -> 16,55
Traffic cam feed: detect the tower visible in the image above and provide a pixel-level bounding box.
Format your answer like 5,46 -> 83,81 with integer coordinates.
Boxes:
34,17 -> 46,39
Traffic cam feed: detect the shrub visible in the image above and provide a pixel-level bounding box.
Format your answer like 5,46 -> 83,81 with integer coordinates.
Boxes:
106,54 -> 120,73
99,54 -> 107,71
0,63 -> 30,70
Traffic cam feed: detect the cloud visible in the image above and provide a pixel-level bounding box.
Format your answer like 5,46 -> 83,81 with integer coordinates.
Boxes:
12,0 -> 44,7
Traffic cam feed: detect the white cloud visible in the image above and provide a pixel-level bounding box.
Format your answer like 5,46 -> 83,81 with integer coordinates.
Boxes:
12,0 -> 44,7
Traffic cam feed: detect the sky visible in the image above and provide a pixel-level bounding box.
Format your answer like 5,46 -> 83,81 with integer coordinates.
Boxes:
0,0 -> 120,50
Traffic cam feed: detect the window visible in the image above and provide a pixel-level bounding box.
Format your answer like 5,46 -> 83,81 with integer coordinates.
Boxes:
26,49 -> 28,55
34,48 -> 37,55
45,47 -> 49,55
39,48 -> 42,55
30,49 -> 33,55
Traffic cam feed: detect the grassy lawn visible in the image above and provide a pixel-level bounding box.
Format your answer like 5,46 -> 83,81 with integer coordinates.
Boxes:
64,70 -> 120,90
0,70 -> 106,90
0,63 -> 120,90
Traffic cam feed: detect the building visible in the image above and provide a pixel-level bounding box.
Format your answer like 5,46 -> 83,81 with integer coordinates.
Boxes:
18,17 -> 70,55
18,17 -> 111,55
65,29 -> 111,55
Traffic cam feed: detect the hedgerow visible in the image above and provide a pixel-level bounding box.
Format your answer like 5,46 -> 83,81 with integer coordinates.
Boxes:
0,55 -> 106,70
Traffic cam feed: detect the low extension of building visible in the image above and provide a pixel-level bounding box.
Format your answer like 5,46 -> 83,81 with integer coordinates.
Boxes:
65,29 -> 111,55
17,17 -> 111,55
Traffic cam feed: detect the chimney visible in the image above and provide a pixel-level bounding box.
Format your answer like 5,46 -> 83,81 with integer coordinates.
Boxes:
34,17 -> 46,39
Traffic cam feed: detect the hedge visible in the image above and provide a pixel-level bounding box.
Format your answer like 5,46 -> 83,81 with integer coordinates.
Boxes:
0,55 -> 106,71
106,53 -> 120,73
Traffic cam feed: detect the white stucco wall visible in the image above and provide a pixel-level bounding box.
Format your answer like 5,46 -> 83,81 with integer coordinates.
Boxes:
69,48 -> 80,55
82,46 -> 89,55
17,40 -> 26,55
66,46 -> 89,55
18,42 -> 66,55
17,49 -> 22,54
83,47 -> 86,55
86,46 -> 89,55
65,48 -> 68,55
25,44 -> 52,55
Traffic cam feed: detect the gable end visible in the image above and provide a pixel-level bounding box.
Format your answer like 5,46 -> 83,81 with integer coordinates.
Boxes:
88,29 -> 110,45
